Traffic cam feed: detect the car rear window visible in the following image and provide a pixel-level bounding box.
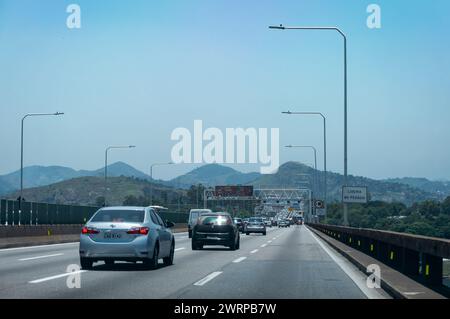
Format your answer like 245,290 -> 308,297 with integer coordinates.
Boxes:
91,210 -> 145,223
199,215 -> 231,225
249,218 -> 263,223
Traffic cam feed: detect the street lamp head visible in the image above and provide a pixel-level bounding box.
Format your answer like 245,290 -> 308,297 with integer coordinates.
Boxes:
54,112 -> 64,116
269,24 -> 285,30
282,111 -> 292,115
129,145 -> 136,148
285,145 -> 293,148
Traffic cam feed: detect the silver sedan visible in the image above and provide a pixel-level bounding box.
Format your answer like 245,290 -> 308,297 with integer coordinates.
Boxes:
79,206 -> 175,270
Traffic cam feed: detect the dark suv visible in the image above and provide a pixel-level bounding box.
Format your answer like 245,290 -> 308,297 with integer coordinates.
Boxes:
192,213 -> 240,250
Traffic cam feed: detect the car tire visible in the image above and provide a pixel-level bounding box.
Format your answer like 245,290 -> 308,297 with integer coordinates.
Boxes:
246,232 -> 249,235
192,240 -> 201,250
144,244 -> 159,270
236,237 -> 240,250
263,232 -> 267,236
163,241 -> 175,266
188,230 -> 192,239
229,239 -> 237,251
80,257 -> 93,270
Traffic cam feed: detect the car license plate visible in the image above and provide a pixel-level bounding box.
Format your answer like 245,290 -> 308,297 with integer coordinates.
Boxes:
104,233 -> 121,239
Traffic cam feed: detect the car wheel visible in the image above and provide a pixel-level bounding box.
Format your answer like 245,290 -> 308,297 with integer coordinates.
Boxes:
229,239 -> 237,251
246,232 -> 249,235
163,241 -> 175,266
80,257 -> 93,270
144,244 -> 159,270
263,232 -> 267,236
192,240 -> 200,250
236,237 -> 240,250
188,230 -> 192,239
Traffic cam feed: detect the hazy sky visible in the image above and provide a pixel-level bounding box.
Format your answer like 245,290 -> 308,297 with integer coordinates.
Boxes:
0,0 -> 449,181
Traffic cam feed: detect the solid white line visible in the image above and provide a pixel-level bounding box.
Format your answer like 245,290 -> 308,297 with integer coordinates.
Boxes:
250,249 -> 258,254
175,247 -> 185,252
306,227 -> 387,299
0,242 -> 78,253
232,257 -> 247,263
267,240 -> 272,243
29,270 -> 87,284
261,244 -> 267,248
193,271 -> 223,286
19,253 -> 63,261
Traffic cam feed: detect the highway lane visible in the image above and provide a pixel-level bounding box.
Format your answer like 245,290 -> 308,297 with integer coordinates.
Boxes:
0,226 -> 389,299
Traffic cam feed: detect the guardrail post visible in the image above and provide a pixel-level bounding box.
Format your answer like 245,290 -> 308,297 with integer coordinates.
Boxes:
402,247 -> 420,277
421,253 -> 443,286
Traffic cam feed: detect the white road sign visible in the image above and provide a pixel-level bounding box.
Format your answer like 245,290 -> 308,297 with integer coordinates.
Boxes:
342,186 -> 368,204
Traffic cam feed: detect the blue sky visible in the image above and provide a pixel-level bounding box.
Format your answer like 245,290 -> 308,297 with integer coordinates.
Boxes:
0,0 -> 449,181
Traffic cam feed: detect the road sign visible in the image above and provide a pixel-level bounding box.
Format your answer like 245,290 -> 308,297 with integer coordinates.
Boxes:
315,200 -> 324,209
342,186 -> 368,204
316,208 -> 326,216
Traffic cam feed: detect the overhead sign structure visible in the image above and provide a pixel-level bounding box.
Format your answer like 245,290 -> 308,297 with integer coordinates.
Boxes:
342,186 -> 368,204
215,186 -> 254,197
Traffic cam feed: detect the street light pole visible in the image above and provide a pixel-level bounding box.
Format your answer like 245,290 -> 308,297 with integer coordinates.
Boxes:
282,111 -> 327,217
104,145 -> 136,206
149,162 -> 174,206
271,24 -> 348,225
20,112 -> 64,225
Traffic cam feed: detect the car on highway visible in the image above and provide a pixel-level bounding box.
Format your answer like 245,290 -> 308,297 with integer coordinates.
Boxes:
245,217 -> 267,235
233,217 -> 245,232
278,219 -> 290,228
191,212 -> 240,250
264,219 -> 272,227
188,208 -> 212,238
79,206 -> 175,270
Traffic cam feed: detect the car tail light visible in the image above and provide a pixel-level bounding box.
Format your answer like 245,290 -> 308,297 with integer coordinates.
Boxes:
81,227 -> 99,235
127,227 -> 149,235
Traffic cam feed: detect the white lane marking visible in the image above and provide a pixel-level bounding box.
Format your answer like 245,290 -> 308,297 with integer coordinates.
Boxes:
250,249 -> 258,254
193,271 -> 223,286
0,242 -> 78,253
267,240 -> 272,243
306,227 -> 387,299
261,244 -> 267,248
29,270 -> 87,284
175,247 -> 186,252
19,253 -> 64,261
233,257 -> 247,263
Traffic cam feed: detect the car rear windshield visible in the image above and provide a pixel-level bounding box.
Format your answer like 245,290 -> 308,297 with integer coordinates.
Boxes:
199,215 -> 231,225
190,210 -> 210,222
249,218 -> 263,223
91,210 -> 145,223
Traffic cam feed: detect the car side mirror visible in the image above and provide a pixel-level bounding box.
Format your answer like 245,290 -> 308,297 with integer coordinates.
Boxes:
166,221 -> 175,228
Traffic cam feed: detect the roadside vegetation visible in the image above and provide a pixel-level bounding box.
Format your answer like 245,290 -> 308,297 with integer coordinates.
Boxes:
325,196 -> 450,239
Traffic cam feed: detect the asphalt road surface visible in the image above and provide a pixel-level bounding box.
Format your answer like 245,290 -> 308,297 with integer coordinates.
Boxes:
0,226 -> 389,299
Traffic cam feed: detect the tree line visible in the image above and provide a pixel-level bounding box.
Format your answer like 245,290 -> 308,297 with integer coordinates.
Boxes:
324,196 -> 450,239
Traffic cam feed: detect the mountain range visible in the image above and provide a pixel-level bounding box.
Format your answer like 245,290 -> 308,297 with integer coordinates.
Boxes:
1,162 -> 449,206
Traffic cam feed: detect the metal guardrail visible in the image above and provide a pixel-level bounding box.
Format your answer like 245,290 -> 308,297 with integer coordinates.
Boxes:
0,199 -> 189,225
307,223 -> 450,287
